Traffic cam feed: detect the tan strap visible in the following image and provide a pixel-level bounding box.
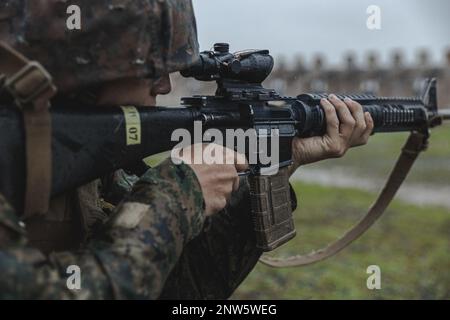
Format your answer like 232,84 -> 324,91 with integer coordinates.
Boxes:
0,42 -> 57,217
260,131 -> 428,267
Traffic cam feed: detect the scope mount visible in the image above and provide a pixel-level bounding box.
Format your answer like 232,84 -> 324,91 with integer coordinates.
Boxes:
181,43 -> 279,101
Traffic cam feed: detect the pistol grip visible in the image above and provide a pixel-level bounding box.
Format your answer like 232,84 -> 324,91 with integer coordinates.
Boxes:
248,166 -> 296,251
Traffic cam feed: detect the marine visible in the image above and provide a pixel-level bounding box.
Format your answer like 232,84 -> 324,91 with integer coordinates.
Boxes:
0,0 -> 373,299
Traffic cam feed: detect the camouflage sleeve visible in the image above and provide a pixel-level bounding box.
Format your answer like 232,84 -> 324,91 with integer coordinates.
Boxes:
0,159 -> 205,299
160,181 -> 297,299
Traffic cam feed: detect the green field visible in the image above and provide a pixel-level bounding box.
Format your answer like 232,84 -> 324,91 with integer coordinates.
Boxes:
232,181 -> 450,300
307,124 -> 450,186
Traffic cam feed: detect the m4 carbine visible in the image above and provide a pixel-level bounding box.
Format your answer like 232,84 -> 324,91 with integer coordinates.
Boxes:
0,43 -> 448,256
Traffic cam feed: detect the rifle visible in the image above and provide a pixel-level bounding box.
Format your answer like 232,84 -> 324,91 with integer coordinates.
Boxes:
0,43 -> 448,260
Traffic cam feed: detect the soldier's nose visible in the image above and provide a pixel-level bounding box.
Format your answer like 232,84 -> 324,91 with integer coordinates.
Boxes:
151,74 -> 172,96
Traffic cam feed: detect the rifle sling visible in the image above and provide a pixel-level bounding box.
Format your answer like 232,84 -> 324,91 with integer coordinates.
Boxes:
260,131 -> 428,267
0,42 -> 56,218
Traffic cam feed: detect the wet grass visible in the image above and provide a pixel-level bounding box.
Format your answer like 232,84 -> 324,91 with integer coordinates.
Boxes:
307,124 -> 450,186
232,181 -> 450,299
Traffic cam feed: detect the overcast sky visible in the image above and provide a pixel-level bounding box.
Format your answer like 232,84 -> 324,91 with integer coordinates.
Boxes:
192,0 -> 450,67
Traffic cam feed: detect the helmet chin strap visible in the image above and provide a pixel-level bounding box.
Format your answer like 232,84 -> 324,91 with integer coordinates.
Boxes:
0,42 -> 57,218
260,131 -> 428,267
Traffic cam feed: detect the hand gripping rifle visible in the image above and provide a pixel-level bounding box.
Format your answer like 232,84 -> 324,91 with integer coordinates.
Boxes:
0,43 -> 448,266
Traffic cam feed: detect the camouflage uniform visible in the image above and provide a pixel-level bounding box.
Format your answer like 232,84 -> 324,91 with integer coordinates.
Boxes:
0,1 -> 263,299
0,160 -> 201,299
0,160 -> 262,299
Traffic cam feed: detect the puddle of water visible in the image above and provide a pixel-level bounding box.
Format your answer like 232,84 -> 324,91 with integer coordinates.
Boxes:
291,167 -> 450,209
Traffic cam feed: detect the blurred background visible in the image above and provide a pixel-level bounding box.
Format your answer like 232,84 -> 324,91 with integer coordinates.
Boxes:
157,0 -> 450,299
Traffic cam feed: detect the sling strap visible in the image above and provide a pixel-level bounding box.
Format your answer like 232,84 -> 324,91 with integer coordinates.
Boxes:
0,42 -> 57,217
260,131 -> 428,267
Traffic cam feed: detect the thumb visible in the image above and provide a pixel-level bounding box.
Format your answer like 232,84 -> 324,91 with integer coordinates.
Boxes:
234,151 -> 249,172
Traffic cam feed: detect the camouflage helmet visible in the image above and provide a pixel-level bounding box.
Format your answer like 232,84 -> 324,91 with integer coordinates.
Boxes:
0,0 -> 199,92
